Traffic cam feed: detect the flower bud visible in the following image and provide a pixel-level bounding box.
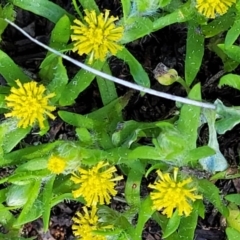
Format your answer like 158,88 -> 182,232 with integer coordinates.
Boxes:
153,63 -> 178,86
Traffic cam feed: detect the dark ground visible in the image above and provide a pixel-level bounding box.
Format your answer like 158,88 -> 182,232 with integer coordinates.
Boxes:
1,0 -> 240,239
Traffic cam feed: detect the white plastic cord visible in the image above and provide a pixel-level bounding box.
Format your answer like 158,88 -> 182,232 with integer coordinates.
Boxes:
5,18 -> 216,109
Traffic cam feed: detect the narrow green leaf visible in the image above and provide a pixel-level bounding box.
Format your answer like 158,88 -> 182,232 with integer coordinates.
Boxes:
185,21 -> 204,86
133,197 -> 155,239
178,202 -> 199,240
15,180 -> 41,226
42,175 -> 56,231
46,57 -> 69,103
121,0 -> 131,19
9,0 -> 72,23
0,119 -> 31,153
185,146 -> 215,162
125,165 -> 143,208
0,50 -> 30,86
198,179 -> 229,217
162,210 -> 181,238
78,0 -> 99,13
219,74 -> 240,90
96,62 -> 118,105
202,11 -> 235,38
0,4 -> 15,41
117,47 -> 150,88
58,111 -> 100,129
49,15 -> 71,50
225,15 -> 240,48
153,2 -> 193,31
121,17 -> 153,44
177,83 -> 201,149
59,60 -> 104,106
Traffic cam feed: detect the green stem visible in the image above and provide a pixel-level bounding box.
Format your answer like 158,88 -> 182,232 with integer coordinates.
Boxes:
72,0 -> 83,19
176,77 -> 190,93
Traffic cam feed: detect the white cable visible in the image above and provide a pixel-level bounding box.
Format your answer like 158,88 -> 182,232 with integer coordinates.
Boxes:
5,18 -> 216,109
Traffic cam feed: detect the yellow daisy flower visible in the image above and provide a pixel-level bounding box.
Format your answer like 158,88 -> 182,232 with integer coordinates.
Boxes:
71,161 -> 123,207
72,206 -> 108,240
5,79 -> 56,129
196,0 -> 236,18
71,9 -> 124,64
47,155 -> 66,174
149,168 -> 202,218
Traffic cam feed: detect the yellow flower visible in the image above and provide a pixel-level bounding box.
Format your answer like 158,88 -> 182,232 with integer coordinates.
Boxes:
71,9 -> 124,64
71,161 -> 123,206
5,80 -> 56,129
47,155 -> 66,174
149,168 -> 202,218
72,206 -> 107,240
196,0 -> 236,18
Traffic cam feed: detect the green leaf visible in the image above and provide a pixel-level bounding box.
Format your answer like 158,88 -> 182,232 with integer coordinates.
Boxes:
0,4 -> 15,41
58,111 -> 100,129
185,21 -> 204,86
162,210 -> 181,238
42,175 -> 56,231
59,60 -> 105,106
121,17 -> 153,44
219,74 -> 240,90
198,179 -> 229,217
9,0 -> 73,23
0,50 -> 30,86
3,141 -> 61,166
226,203 -> 240,232
121,0 -> 131,19
199,108 -> 228,172
0,119 -> 31,153
46,57 -> 69,103
225,194 -> 240,205
96,62 -> 118,105
202,11 -> 235,38
185,146 -> 215,163
117,47 -> 150,88
6,183 -> 34,207
226,227 -> 240,240
153,2 -> 193,31
178,201 -> 199,240
218,44 -> 240,63
133,197 -> 155,239
177,83 -> 201,149
128,146 -> 162,160
14,180 -> 41,226
78,0 -> 99,12
225,11 -> 240,48
48,15 -> 71,50
215,99 -> 240,134
125,165 -> 143,208
76,127 -> 93,144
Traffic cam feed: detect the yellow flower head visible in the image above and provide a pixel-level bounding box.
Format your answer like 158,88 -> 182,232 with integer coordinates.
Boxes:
71,161 -> 123,207
196,0 -> 236,18
72,207 -> 107,240
47,155 -> 66,174
71,9 -> 124,64
5,80 -> 56,129
149,168 -> 202,218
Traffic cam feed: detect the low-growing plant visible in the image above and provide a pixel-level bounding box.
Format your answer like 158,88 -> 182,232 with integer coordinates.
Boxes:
0,0 -> 240,239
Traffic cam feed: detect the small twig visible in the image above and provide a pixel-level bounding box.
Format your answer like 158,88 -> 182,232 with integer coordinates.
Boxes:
5,18 -> 216,110
204,70 -> 226,88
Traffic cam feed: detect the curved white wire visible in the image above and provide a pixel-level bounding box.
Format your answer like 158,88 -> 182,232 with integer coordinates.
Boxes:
5,18 -> 215,109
